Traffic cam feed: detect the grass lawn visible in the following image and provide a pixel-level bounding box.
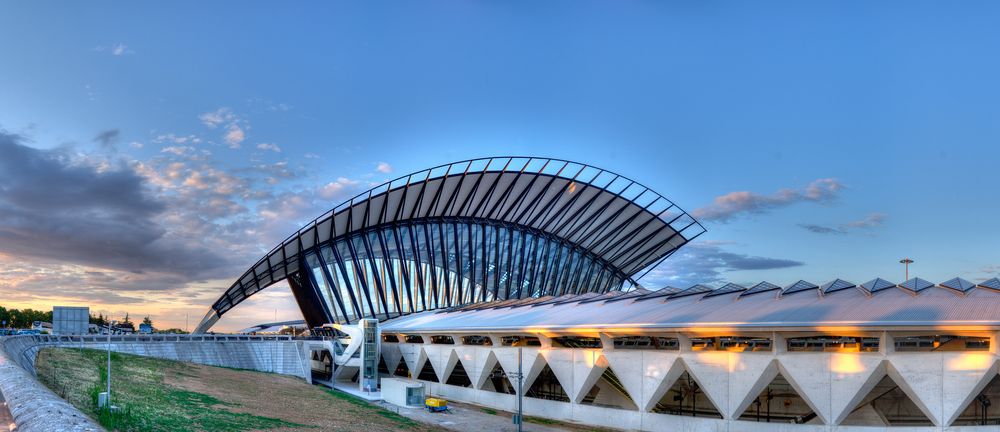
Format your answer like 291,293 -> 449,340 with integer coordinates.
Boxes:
35,348 -> 434,432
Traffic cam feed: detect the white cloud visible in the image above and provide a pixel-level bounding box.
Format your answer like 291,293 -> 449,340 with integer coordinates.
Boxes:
154,134 -> 202,145
318,177 -> 362,200
198,108 -> 234,129
256,143 -> 281,153
304,153 -> 320,159
129,141 -> 144,149
161,146 -> 196,156
112,43 -> 129,56
224,125 -> 245,148
376,162 -> 393,173
693,178 -> 844,222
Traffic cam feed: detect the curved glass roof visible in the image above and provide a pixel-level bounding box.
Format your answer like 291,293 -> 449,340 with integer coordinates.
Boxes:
195,157 -> 705,332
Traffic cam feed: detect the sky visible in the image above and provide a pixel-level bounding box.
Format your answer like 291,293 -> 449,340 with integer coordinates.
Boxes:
1,2 -> 999,332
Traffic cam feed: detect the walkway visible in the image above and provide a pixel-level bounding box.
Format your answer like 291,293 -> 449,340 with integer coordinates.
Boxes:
383,399 -> 618,432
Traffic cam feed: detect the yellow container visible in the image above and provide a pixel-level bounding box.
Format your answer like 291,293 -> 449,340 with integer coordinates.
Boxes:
425,397 -> 448,408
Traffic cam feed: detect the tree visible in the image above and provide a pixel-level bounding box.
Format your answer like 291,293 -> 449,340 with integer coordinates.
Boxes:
142,316 -> 152,326
118,313 -> 135,332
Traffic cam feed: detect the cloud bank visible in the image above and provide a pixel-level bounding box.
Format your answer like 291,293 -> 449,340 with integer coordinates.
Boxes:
693,178 -> 844,222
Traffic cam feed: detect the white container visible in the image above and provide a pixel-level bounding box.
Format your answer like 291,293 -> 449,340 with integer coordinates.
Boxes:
380,377 -> 424,408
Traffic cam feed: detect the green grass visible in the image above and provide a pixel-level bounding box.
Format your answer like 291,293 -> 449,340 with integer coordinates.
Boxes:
35,348 -> 302,432
481,407 -> 498,415
323,389 -> 425,428
525,416 -> 560,425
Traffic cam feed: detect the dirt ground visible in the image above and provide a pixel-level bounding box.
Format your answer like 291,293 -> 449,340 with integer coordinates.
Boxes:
164,363 -> 436,432
35,348 -> 614,432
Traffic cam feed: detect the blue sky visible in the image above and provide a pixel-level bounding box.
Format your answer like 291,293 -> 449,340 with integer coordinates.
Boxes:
2,2 -> 998,330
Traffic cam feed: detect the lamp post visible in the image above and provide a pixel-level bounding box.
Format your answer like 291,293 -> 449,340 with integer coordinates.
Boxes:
900,258 -> 914,280
107,321 -> 117,409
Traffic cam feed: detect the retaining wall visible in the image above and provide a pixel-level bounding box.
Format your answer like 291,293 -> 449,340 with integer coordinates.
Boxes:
0,334 -> 318,432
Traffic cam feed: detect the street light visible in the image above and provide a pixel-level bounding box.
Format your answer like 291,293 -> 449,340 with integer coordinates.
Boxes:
100,320 -> 116,410
900,258 -> 914,280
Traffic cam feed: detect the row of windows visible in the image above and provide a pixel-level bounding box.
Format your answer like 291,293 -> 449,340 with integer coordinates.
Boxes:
380,333 -> 993,352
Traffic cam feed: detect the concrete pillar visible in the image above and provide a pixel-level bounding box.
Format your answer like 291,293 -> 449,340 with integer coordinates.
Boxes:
598,332 -> 614,350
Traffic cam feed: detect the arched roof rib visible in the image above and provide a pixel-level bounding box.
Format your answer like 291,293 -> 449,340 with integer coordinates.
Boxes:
206,157 -> 706,322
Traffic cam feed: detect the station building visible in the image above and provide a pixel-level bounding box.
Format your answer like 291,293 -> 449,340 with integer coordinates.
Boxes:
196,157 -> 1000,431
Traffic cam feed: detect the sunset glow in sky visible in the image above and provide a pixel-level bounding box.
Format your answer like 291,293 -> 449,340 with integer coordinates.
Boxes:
2,2 -> 999,332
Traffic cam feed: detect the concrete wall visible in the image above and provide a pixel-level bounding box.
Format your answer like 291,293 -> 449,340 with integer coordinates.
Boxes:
382,341 -> 1000,431
2,334 -> 312,380
0,341 -> 104,432
0,334 -> 320,432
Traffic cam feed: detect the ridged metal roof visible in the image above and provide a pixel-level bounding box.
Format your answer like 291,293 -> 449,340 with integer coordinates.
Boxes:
382,276 -> 1000,332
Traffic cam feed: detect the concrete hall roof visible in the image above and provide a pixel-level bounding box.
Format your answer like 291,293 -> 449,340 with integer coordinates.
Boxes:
381,277 -> 1000,333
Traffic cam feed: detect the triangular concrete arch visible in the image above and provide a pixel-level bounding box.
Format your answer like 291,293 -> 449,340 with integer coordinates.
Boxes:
944,355 -> 999,426
454,347 -> 499,390
728,358 -> 779,420
603,350 -> 683,412
776,355 -> 832,424
575,352 -> 609,404
830,354 -> 885,425
680,352 -> 731,418
541,349 -> 608,403
495,347 -> 543,394
398,343 -> 426,374
381,343 -> 402,374
424,345 -> 459,383
886,355 -> 943,426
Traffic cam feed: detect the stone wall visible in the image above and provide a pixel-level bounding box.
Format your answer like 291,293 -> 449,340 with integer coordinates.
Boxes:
0,334 -> 316,432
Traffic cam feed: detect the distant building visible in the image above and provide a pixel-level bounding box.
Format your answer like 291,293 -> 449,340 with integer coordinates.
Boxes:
52,306 -> 89,335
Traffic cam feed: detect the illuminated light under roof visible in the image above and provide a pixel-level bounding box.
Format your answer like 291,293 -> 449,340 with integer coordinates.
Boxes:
782,280 -> 819,296
860,278 -> 896,293
703,282 -> 747,298
668,284 -> 714,299
899,277 -> 935,292
940,277 -> 977,293
820,279 -> 856,294
977,277 -> 1000,291
739,281 -> 782,298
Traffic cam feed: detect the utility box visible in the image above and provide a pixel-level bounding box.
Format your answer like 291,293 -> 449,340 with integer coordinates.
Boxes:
381,377 -> 424,408
53,306 -> 89,335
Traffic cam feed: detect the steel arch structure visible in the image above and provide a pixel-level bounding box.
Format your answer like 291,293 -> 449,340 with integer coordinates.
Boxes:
195,157 -> 705,333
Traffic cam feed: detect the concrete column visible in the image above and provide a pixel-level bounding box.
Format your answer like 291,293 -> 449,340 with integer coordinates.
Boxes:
772,331 -> 786,354
879,331 -> 894,354
676,334 -> 692,352
536,334 -> 553,348
598,332 -> 614,350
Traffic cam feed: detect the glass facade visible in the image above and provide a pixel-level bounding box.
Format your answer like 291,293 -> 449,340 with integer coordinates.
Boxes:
300,220 -> 627,323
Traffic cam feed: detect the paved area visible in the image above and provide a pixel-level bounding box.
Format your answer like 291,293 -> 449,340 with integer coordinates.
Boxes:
381,399 -> 618,432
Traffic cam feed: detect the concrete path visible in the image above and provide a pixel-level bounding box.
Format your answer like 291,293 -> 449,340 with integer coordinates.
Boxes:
382,399 -> 617,432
